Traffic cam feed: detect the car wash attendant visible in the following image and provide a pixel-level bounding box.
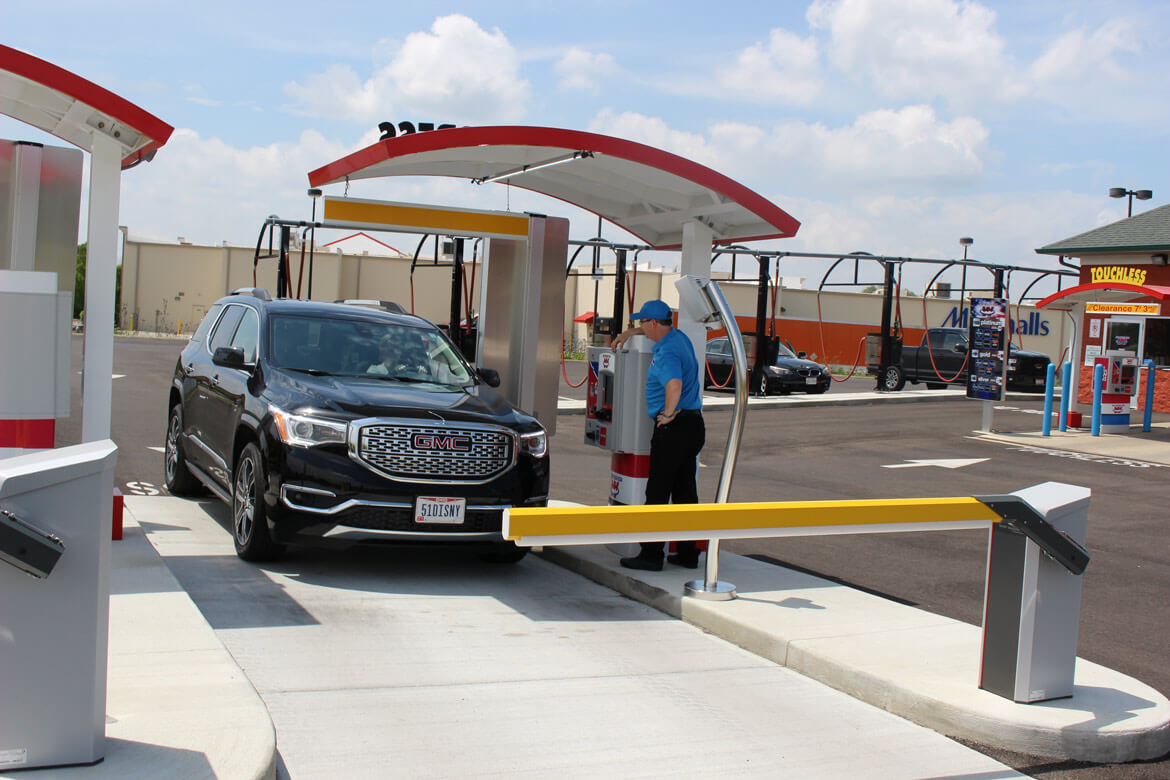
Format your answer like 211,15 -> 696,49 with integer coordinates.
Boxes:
647,327 -> 702,423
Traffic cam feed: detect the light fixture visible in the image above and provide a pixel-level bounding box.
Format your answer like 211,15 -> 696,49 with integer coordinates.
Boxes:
1153,253 -> 1169,266
1109,187 -> 1153,217
472,151 -> 594,185
959,236 -> 973,261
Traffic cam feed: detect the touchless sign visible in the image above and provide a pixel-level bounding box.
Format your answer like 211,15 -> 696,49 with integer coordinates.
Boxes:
967,297 -> 1007,402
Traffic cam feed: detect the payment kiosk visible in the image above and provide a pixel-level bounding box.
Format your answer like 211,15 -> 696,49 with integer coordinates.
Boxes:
585,338 -> 654,504
1095,350 -> 1139,433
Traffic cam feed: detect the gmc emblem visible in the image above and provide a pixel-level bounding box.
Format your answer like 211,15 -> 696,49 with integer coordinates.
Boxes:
413,433 -> 472,452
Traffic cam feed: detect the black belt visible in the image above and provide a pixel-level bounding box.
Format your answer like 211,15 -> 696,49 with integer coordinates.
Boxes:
673,409 -> 702,418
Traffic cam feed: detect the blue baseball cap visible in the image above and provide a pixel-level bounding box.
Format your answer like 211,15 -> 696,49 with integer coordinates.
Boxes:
630,300 -> 672,321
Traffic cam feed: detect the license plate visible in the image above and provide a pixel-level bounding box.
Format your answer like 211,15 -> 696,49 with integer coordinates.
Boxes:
805,377 -> 817,385
414,496 -> 466,524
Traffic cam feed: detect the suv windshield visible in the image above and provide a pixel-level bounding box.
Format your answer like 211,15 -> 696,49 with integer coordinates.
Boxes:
269,314 -> 474,387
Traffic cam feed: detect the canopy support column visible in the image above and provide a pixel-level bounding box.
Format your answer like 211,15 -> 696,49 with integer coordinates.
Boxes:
80,133 -> 121,443
679,220 -> 713,390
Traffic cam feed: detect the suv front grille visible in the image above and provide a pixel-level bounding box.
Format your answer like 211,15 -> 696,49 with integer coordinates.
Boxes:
352,420 -> 515,482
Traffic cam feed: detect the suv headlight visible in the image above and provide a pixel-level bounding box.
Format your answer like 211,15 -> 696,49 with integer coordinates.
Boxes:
519,429 -> 548,459
271,406 -> 348,448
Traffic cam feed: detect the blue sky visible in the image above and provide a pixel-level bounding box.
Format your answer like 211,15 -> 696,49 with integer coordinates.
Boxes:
4,0 -> 1167,295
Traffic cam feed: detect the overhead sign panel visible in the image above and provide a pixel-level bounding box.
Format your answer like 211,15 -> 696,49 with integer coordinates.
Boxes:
322,197 -> 529,239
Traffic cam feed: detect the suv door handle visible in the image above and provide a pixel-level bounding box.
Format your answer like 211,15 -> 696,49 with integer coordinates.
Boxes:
209,375 -> 220,388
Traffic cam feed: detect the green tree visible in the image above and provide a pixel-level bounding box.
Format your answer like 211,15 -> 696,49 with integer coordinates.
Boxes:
73,243 -> 86,318
73,243 -> 123,326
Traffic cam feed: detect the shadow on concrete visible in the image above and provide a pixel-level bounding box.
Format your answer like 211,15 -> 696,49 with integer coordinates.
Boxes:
144,501 -> 669,628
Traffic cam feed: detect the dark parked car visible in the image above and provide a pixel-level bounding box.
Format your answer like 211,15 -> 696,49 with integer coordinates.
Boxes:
870,327 -> 1051,392
164,289 -> 549,563
704,336 -> 831,395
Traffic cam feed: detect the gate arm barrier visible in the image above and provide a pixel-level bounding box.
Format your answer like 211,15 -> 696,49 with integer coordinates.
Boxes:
505,494 -> 1079,552
508,482 -> 1093,704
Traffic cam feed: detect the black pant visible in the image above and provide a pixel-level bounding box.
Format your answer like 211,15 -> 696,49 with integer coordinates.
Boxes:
638,412 -> 705,561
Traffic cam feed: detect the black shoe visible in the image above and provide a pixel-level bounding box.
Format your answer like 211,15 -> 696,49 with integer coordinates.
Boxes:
667,553 -> 700,569
620,555 -> 663,572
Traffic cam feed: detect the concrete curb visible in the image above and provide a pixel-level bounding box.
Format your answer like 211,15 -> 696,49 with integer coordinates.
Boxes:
5,507 -> 280,780
539,544 -> 1170,763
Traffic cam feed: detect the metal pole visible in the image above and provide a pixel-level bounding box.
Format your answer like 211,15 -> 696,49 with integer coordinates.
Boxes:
450,238 -> 464,349
1042,363 -> 1056,436
685,279 -> 742,601
613,249 -> 627,336
877,261 -> 895,390
1059,361 -> 1073,432
1143,360 -> 1156,432
1091,363 -> 1104,436
752,256 -> 769,394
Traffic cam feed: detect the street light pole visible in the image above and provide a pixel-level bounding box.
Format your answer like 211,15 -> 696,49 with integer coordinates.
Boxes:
1109,187 -> 1153,217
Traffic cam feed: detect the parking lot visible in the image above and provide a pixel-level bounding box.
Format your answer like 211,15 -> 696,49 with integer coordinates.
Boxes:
61,335 -> 1170,778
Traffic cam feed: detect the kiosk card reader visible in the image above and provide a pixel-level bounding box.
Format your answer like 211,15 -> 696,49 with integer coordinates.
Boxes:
0,441 -> 118,770
1100,350 -> 1139,396
585,338 -> 655,504
0,508 -> 64,579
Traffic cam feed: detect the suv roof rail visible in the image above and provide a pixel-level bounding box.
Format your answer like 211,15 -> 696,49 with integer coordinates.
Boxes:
230,287 -> 272,301
335,299 -> 406,314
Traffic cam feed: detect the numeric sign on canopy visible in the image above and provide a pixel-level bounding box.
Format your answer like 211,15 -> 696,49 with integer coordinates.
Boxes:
378,121 -> 456,140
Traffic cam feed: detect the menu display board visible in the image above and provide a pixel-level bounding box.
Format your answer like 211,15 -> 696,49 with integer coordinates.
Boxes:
966,297 -> 1007,402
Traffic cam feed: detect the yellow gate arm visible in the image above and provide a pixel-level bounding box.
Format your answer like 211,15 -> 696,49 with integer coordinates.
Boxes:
504,497 -> 1002,547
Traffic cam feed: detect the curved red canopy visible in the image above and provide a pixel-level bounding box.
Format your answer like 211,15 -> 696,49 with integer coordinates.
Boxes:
1037,282 -> 1170,311
308,126 -> 800,250
0,45 -> 173,168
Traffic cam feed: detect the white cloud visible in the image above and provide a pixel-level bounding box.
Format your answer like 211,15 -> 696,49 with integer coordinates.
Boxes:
589,105 -> 988,196
119,128 -> 354,245
810,105 -> 989,181
283,15 -> 528,124
587,110 -> 726,169
771,189 -> 1103,297
717,27 -> 822,104
807,0 -> 1022,105
1028,19 -> 1141,86
555,47 -> 619,92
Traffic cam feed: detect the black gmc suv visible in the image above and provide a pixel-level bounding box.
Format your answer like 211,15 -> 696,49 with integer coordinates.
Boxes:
164,290 -> 549,563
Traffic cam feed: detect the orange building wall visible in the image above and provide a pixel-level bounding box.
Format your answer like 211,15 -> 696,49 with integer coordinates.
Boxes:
1077,365 -> 1170,413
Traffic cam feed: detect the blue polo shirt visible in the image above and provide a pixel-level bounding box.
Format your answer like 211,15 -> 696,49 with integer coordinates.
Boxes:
646,327 -> 702,418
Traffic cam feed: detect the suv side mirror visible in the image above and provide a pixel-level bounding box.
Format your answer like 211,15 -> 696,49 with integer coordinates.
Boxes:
477,367 -> 501,388
954,342 -> 968,354
797,351 -> 808,359
213,346 -> 248,369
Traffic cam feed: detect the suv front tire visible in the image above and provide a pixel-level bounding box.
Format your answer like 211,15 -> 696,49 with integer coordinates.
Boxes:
232,442 -> 285,562
164,404 -> 203,496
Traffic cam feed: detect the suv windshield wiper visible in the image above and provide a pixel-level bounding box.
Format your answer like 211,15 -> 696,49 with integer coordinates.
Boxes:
287,367 -> 337,377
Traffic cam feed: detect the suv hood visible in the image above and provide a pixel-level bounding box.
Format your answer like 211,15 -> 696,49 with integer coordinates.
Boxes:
266,368 -> 526,425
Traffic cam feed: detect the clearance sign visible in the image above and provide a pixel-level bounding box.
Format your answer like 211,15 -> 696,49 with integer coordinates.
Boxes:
1086,302 -> 1161,316
1089,266 -> 1148,285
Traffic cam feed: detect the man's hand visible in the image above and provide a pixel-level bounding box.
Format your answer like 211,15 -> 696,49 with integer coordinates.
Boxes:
611,326 -> 642,349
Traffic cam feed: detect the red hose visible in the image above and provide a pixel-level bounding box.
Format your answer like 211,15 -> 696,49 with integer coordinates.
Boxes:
920,292 -> 968,382
705,354 -> 734,388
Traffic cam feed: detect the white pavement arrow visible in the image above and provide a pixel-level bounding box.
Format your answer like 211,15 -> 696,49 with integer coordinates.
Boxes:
882,458 -> 989,470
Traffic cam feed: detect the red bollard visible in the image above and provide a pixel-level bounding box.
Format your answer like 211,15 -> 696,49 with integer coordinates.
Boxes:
112,488 -> 124,541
